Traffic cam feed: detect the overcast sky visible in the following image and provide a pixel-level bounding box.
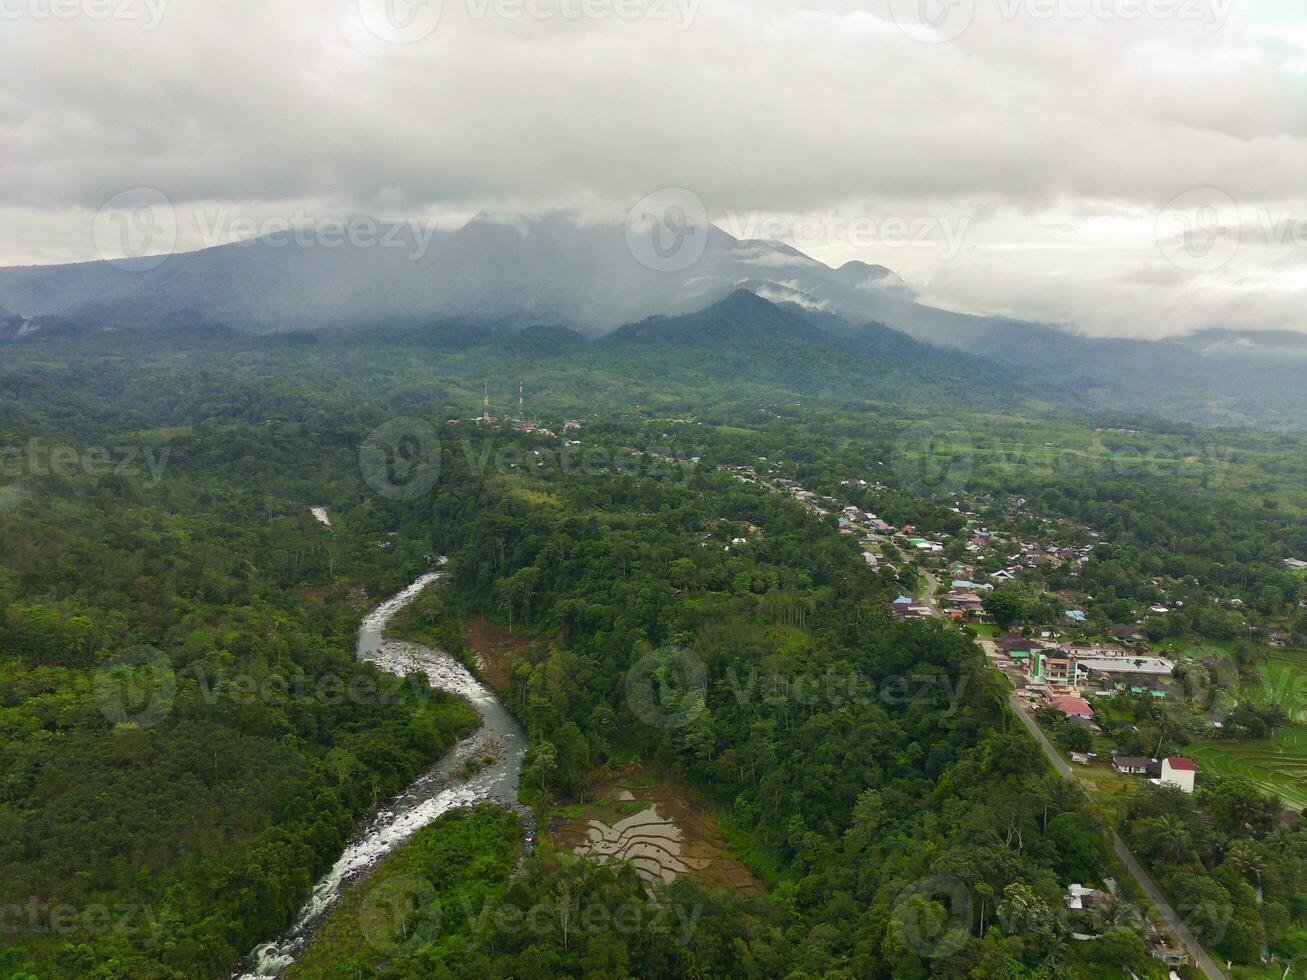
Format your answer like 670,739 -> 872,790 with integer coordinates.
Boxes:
2,0 -> 1305,337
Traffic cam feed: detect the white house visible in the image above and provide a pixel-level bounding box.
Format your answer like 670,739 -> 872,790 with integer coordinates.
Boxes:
1159,757 -> 1196,794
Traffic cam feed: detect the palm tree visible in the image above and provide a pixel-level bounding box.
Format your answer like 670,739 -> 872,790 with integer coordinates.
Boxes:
1044,939 -> 1071,976
1228,839 -> 1266,883
1153,814 -> 1192,864
1265,827 -> 1296,854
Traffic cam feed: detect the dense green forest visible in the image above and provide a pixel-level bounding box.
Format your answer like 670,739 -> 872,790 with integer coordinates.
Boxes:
2,318 -> 1306,978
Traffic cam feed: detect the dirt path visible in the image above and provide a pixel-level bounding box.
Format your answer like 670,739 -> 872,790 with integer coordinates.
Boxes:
920,569 -> 942,616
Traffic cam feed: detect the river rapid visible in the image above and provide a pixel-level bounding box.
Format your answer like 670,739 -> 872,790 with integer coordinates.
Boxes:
234,571 -> 529,978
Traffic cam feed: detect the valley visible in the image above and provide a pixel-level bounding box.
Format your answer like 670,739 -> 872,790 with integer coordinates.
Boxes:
1,295 -> 1305,979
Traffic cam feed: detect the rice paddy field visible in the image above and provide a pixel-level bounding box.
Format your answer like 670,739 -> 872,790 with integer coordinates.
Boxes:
1184,650 -> 1307,810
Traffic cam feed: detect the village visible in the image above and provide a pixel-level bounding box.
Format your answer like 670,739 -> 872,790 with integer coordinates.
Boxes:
724,459 -> 1222,970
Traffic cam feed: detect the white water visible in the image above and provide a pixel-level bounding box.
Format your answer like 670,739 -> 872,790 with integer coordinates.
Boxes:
233,570 -> 528,978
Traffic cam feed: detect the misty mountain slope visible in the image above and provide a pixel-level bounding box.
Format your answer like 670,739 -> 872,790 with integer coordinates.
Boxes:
0,213 -> 1014,344
589,290 -> 1045,411
0,291 -> 1046,425
3,212 -> 1306,427
601,289 -> 830,350
973,322 -> 1307,429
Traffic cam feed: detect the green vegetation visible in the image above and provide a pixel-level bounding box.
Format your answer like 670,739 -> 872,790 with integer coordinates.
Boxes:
287,806 -> 522,979
1122,781 -> 1307,967
3,310 -> 1307,977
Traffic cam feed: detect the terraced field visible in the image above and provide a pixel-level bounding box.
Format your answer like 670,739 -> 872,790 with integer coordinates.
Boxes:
1243,650 -> 1307,721
550,769 -> 765,893
1187,730 -> 1307,810
1185,651 -> 1307,809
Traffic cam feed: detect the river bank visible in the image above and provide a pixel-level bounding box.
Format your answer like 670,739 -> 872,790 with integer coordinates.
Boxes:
232,571 -> 530,979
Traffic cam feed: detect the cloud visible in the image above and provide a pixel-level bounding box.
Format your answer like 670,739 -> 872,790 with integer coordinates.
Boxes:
1,0 -> 1306,335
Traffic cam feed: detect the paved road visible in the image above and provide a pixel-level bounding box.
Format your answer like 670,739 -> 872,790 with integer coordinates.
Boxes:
1007,694 -> 1227,980
920,569 -> 942,617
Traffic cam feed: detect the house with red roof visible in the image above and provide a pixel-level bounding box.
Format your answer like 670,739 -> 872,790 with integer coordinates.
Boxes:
1159,757 -> 1195,793
1048,695 -> 1093,721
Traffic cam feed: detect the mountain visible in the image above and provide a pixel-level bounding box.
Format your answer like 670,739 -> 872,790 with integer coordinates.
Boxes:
3,212 -> 1307,427
1169,328 -> 1307,362
602,288 -> 829,350
0,212 -> 1013,343
970,322 -> 1307,429
577,289 -> 1046,414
